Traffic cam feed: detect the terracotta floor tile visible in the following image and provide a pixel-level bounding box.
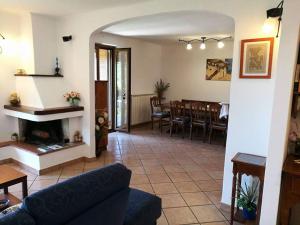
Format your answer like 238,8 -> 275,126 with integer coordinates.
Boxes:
167,172 -> 192,182
164,207 -> 198,225
181,192 -> 212,206
29,179 -> 57,191
157,213 -> 169,225
148,173 -> 171,183
163,165 -> 185,173
60,169 -> 83,178
130,183 -> 154,194
188,171 -> 212,181
144,165 -> 166,174
159,193 -> 187,208
152,183 -> 178,194
190,205 -> 226,223
174,181 -> 200,193
130,174 -> 149,185
196,180 -> 222,191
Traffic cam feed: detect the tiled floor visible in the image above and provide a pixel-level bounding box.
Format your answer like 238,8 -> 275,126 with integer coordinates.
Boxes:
2,126 -> 232,225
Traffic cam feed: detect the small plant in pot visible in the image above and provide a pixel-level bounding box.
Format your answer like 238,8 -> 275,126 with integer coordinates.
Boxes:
237,180 -> 258,221
154,79 -> 170,100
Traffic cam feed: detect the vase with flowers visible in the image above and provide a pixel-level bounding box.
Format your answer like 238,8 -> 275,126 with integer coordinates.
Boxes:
64,91 -> 80,107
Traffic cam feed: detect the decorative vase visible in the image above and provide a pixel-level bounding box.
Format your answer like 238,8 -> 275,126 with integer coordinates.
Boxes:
242,208 -> 256,220
69,98 -> 80,107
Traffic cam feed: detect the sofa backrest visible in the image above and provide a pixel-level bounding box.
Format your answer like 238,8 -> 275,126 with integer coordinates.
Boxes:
21,163 -> 131,225
0,208 -> 36,225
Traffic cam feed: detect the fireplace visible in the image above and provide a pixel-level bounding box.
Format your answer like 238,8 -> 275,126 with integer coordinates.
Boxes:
20,119 -> 65,145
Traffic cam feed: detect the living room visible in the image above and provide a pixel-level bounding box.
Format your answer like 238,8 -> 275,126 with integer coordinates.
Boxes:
0,1 -> 300,225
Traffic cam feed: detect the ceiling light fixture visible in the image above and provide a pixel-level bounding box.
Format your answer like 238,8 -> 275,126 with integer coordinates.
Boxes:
179,36 -> 231,50
0,33 -> 5,54
263,0 -> 284,37
200,37 -> 206,50
186,42 -> 192,50
217,40 -> 225,49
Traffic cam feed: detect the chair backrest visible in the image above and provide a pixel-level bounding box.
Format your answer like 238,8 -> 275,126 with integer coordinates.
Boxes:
209,103 -> 223,124
170,101 -> 186,119
190,102 -> 207,122
150,96 -> 161,113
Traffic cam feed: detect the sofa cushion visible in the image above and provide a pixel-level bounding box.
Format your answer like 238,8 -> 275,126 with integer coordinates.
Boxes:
66,188 -> 130,225
0,208 -> 36,225
124,188 -> 162,225
21,163 -> 131,225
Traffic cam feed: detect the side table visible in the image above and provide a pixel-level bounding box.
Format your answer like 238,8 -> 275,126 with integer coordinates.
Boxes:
0,165 -> 28,211
230,153 -> 266,225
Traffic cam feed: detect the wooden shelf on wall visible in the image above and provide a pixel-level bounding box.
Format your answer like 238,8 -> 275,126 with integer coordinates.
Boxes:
14,74 -> 63,78
4,105 -> 84,115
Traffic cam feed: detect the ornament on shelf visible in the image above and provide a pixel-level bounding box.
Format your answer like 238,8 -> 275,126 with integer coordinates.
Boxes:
55,57 -> 60,75
9,92 -> 21,106
73,131 -> 83,143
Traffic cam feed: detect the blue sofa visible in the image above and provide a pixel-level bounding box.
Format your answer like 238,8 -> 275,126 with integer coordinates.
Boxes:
0,163 -> 161,225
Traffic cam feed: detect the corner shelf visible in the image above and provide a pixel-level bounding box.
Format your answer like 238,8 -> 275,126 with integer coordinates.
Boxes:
14,74 -> 63,78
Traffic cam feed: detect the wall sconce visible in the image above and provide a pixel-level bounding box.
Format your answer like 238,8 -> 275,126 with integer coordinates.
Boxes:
179,36 -> 232,51
263,0 -> 284,37
0,33 -> 5,54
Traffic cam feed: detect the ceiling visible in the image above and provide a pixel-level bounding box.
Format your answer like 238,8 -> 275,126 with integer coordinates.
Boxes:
102,11 -> 235,44
0,0 -> 151,16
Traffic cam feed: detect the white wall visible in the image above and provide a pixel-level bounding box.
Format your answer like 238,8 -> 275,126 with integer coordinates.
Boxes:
92,32 -> 162,95
0,11 -> 19,141
31,13 -> 58,75
260,1 -> 300,224
55,1 -> 285,224
161,41 -> 233,102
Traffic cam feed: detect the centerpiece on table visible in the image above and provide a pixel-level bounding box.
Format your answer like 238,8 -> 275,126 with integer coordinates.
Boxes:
64,91 -> 80,107
154,79 -> 170,100
237,181 -> 258,221
95,109 -> 108,157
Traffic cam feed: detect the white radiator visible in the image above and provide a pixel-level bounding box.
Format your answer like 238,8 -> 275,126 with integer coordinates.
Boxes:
131,94 -> 154,125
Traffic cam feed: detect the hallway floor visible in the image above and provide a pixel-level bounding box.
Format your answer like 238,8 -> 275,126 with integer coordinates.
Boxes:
2,125 -> 233,225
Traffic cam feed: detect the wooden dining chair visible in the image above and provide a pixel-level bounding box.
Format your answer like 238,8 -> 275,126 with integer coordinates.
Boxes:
208,103 -> 228,145
169,101 -> 190,138
189,102 -> 208,141
150,96 -> 170,134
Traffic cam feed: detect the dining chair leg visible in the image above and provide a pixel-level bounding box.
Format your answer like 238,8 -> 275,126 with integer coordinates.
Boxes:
209,127 -> 213,144
203,125 -> 206,143
182,124 -> 185,139
189,125 -> 193,140
151,117 -> 154,129
170,122 -> 173,137
160,118 -> 163,134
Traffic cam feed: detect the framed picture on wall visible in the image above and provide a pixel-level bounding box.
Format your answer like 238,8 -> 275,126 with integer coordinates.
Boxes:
240,37 -> 274,79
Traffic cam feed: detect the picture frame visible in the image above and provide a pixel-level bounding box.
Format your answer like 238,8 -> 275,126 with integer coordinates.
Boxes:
240,37 -> 274,79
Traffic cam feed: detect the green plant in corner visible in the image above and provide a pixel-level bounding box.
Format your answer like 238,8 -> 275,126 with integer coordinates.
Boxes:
154,79 -> 170,99
237,180 -> 259,220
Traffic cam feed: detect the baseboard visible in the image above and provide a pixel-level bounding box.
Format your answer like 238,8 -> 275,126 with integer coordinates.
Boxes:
0,156 -> 98,175
131,121 -> 152,128
220,202 -> 231,213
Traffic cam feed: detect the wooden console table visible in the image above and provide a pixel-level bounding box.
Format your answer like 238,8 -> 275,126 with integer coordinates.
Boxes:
231,153 -> 266,225
0,165 -> 28,211
280,154 -> 300,225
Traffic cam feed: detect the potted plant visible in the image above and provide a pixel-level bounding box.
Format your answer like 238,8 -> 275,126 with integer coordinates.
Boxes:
237,181 -> 258,220
64,91 -> 80,106
95,110 -> 108,157
154,79 -> 170,100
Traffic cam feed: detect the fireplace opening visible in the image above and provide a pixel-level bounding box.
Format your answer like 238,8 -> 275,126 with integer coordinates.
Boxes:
22,120 -> 64,145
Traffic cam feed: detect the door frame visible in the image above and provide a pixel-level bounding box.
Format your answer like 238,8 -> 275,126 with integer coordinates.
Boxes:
115,48 -> 131,133
95,43 -> 132,133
